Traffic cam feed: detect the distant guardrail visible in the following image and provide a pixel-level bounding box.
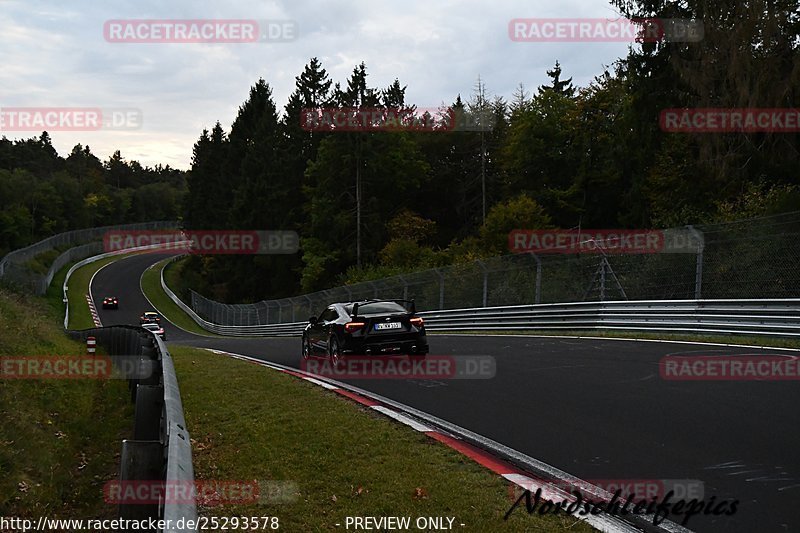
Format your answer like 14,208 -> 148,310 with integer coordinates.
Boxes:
158,256 -> 800,338
0,221 -> 180,294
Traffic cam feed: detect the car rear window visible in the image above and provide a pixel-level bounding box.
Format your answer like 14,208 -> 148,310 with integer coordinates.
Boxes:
347,302 -> 408,315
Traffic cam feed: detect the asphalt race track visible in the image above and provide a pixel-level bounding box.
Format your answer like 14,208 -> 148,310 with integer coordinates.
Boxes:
92,252 -> 800,533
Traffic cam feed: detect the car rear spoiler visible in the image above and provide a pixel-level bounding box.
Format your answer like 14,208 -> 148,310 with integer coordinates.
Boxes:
352,299 -> 416,318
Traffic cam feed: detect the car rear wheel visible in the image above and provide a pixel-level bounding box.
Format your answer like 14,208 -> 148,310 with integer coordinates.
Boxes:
328,337 -> 342,367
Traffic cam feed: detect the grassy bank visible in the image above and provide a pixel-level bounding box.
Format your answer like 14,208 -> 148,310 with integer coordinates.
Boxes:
170,346 -> 593,532
140,258 -> 218,337
0,289 -> 133,519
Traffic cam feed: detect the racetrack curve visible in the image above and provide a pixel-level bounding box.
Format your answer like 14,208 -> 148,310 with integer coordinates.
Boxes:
92,252 -> 800,533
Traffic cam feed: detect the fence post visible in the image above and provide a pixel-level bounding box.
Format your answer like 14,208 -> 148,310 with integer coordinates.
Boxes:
688,225 -> 704,300
477,260 -> 488,307
599,258 -> 607,301
435,269 -> 445,310
533,254 -> 542,304
398,275 -> 408,301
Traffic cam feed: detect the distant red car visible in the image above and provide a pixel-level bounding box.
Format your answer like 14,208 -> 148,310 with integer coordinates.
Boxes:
102,296 -> 119,309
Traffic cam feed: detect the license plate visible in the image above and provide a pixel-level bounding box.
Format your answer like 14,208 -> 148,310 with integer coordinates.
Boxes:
374,322 -> 402,330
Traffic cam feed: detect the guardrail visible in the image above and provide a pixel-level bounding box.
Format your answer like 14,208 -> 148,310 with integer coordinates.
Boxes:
159,263 -> 800,339
158,255 -> 302,337
0,221 -> 179,294
66,327 -> 196,532
417,299 -> 800,337
62,247 -> 195,532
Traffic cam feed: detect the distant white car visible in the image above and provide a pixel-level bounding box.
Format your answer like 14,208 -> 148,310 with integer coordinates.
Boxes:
142,322 -> 166,340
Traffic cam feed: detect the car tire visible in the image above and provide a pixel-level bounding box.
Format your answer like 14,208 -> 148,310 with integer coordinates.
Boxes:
328,336 -> 343,367
302,336 -> 312,361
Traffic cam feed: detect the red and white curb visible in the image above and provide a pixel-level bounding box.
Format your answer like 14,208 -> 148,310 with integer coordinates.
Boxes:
206,349 -> 689,533
86,293 -> 102,327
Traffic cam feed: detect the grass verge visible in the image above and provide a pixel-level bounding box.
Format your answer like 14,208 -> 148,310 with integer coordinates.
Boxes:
140,258 -> 219,337
0,289 -> 133,519
170,346 -> 594,532
163,256 -> 191,303
434,329 -> 800,349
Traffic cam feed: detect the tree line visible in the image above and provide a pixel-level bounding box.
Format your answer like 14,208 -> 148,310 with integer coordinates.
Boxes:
184,0 -> 798,304
0,134 -> 186,258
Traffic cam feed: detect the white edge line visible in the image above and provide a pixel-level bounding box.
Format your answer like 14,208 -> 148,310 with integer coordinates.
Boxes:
371,405 -> 433,432
86,260 -> 118,327
302,376 -> 339,390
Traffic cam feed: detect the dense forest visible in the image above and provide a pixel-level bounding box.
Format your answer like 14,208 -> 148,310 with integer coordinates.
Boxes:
182,0 -> 800,303
0,135 -> 186,257
1,0 -> 797,305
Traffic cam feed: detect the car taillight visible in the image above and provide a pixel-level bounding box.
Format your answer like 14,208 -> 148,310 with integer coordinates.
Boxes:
410,317 -> 424,327
344,321 -> 366,333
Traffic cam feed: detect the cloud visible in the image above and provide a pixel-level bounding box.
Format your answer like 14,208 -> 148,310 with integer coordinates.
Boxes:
0,0 -> 631,169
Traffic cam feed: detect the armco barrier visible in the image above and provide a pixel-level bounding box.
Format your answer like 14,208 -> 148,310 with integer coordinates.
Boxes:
66,326 -> 196,532
158,260 -> 800,338
60,244 -> 195,532
0,221 -> 180,294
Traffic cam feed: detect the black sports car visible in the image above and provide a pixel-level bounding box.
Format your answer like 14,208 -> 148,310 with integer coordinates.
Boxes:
302,300 -> 428,365
102,296 -> 118,309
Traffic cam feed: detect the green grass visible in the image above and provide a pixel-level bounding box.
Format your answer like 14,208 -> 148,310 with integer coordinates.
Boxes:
140,258 -> 219,337
170,346 -> 595,532
163,256 -> 191,303
0,289 -> 133,519
21,244 -> 78,275
435,329 -> 800,349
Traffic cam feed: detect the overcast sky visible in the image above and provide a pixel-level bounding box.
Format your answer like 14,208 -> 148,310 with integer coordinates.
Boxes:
1,0 -> 635,170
